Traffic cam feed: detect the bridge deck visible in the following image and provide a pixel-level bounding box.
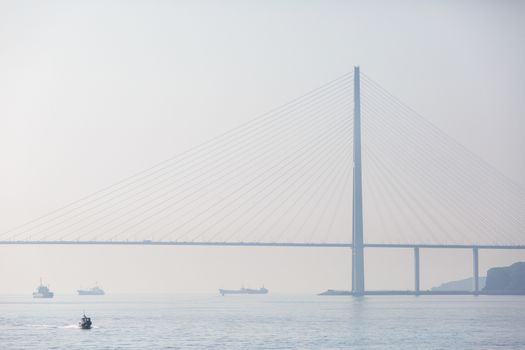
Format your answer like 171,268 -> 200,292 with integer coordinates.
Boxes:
320,290 -> 525,296
0,240 -> 524,250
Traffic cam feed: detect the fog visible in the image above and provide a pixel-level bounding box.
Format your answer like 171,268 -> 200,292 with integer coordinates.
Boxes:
1,0 -> 524,294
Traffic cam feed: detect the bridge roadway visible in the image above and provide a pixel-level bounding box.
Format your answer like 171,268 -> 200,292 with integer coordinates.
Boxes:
3,240 -> 523,294
0,240 -> 524,250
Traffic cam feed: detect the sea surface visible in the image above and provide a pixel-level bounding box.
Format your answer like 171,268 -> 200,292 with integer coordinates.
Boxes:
1,294 -> 524,349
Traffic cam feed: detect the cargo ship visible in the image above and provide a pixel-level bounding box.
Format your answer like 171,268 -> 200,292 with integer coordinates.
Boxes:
78,284 -> 105,295
33,279 -> 54,298
219,287 -> 268,296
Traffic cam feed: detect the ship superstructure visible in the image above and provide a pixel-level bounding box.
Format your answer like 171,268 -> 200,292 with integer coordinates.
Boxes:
33,279 -> 54,298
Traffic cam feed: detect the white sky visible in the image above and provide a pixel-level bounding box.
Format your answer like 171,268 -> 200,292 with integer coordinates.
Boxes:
0,0 -> 524,294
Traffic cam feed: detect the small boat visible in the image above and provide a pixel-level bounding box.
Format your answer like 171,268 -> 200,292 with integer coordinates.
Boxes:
33,279 -> 54,298
79,314 -> 92,329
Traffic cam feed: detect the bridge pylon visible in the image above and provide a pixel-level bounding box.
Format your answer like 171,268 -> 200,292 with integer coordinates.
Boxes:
352,66 -> 365,295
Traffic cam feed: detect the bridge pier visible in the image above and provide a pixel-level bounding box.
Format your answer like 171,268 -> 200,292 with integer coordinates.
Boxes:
414,247 -> 420,294
473,247 -> 479,294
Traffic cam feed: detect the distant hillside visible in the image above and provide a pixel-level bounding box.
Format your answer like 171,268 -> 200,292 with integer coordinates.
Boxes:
484,262 -> 525,291
432,277 -> 486,291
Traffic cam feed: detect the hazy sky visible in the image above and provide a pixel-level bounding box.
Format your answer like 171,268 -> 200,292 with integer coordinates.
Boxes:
0,0 -> 524,294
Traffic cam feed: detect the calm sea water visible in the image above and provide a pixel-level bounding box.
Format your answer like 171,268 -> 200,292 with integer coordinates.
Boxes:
1,294 -> 524,349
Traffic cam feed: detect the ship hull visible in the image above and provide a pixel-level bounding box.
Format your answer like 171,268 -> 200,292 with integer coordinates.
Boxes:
78,291 -> 104,295
33,293 -> 54,298
318,290 -> 352,296
219,288 -> 268,296
79,317 -> 92,329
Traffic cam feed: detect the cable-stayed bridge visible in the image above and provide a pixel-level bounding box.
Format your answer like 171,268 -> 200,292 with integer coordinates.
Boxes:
1,67 -> 524,295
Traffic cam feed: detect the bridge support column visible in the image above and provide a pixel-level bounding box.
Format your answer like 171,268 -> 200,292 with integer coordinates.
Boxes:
473,247 -> 479,294
351,66 -> 365,296
414,247 -> 420,294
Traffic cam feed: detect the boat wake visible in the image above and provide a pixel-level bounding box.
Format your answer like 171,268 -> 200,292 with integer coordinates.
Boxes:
61,324 -> 100,329
61,324 -> 80,329
27,324 -> 99,329
27,324 -> 55,329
